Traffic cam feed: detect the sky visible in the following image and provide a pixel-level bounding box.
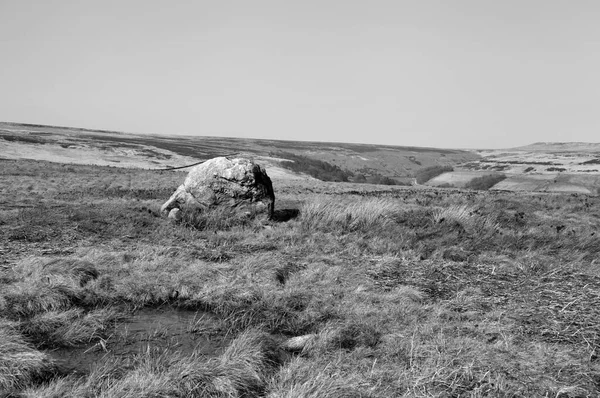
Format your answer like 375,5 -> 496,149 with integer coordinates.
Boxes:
1,1 -> 599,149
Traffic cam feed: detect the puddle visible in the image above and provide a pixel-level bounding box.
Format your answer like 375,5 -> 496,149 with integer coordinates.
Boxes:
46,307 -> 227,374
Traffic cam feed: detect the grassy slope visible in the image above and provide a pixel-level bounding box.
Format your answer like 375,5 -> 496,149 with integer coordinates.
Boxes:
1,159 -> 600,397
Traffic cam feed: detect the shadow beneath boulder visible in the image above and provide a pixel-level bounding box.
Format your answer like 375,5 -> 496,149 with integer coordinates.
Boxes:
271,208 -> 300,222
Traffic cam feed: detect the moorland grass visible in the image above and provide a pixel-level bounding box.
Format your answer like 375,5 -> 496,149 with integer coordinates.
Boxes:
20,308 -> 117,348
0,323 -> 54,393
300,196 -> 399,233
20,329 -> 280,398
1,159 -> 600,396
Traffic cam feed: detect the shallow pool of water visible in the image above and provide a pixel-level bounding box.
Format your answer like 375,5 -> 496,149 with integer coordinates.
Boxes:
46,307 -> 226,374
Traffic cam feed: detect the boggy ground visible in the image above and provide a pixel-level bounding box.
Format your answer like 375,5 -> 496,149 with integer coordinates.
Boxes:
1,159 -> 600,397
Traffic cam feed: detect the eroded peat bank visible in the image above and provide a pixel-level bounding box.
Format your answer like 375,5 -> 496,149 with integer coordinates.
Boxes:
1,159 -> 600,397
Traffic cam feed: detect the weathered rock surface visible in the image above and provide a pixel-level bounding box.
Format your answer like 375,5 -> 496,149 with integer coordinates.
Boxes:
167,208 -> 182,221
161,157 -> 275,219
281,334 -> 316,352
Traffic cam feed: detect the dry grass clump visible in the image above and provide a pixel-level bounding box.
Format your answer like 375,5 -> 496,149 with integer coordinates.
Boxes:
301,196 -> 399,232
1,258 -> 98,319
266,357 -> 363,398
181,206 -> 266,232
19,376 -> 87,398
186,283 -> 328,336
21,329 -> 281,398
431,203 -> 499,235
41,258 -> 99,286
3,280 -> 77,318
174,329 -> 280,396
0,256 -> 120,378
0,322 -> 54,393
20,308 -> 117,348
299,321 -> 381,355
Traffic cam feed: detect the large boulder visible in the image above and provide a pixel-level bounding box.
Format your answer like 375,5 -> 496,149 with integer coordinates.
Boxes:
161,157 -> 275,219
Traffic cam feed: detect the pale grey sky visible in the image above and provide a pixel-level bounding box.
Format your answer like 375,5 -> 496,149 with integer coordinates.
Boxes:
1,1 -> 599,148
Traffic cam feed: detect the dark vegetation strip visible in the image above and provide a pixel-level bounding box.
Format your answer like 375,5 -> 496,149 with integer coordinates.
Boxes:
273,151 -> 400,184
0,134 -> 48,145
464,173 -> 507,190
414,165 -> 454,184
581,158 -> 600,165
479,160 -> 561,165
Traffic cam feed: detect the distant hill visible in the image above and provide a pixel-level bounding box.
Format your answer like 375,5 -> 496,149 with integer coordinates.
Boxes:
511,142 -> 600,152
0,121 -> 479,184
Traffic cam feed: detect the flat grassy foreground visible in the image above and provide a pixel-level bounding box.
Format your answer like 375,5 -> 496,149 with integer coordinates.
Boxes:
1,159 -> 600,397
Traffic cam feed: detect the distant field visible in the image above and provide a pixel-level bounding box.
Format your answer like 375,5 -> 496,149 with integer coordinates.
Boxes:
494,173 -> 600,195
426,171 -> 600,195
428,144 -> 600,194
468,147 -> 600,175
424,171 -> 487,187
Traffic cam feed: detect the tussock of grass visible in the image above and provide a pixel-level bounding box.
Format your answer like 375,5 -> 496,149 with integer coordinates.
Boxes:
1,258 -> 100,318
21,308 -> 117,348
23,329 -> 281,398
432,204 -> 499,235
181,206 -> 266,232
3,280 -> 76,318
301,321 -> 381,355
175,329 -> 280,396
20,376 -> 85,398
266,357 -> 363,398
301,197 -> 398,233
42,258 -> 99,286
111,274 -> 175,306
188,283 -> 329,335
0,323 -> 54,393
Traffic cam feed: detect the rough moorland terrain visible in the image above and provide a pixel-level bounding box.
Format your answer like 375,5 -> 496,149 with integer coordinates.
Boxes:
0,122 -> 479,184
4,121 -> 600,195
1,158 -> 600,397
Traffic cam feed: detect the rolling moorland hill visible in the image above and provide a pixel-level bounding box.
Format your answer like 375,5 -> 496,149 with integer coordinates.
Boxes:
513,142 -> 600,152
3,121 -> 600,194
0,121 -> 479,185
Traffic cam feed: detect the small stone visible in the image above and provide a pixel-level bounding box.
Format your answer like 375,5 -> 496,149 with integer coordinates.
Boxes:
556,386 -> 590,398
281,334 -> 316,352
168,208 -> 182,221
